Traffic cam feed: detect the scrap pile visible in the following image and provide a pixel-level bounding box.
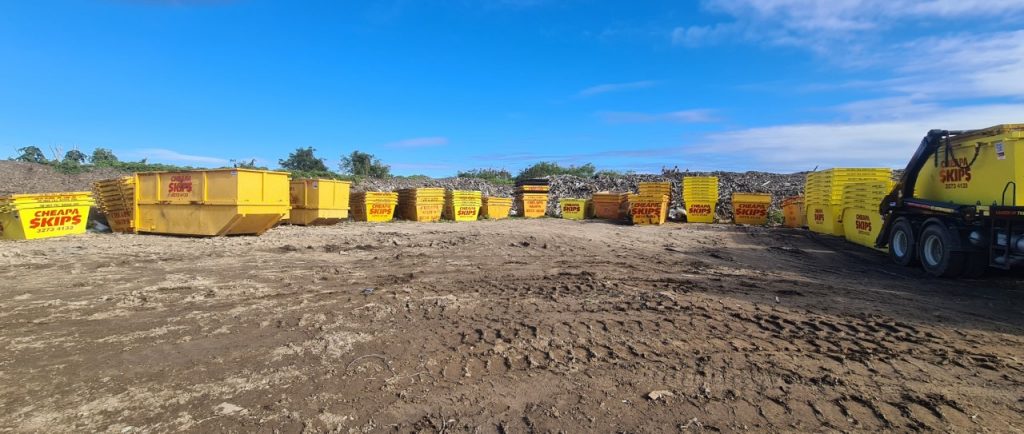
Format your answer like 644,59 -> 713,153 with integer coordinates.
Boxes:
93,176 -> 137,233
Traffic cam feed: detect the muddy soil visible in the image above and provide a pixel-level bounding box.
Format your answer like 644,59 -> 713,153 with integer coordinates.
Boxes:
1,220 -> 1023,433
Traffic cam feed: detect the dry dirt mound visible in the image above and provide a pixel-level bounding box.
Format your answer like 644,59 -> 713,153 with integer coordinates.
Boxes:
0,161 -> 126,196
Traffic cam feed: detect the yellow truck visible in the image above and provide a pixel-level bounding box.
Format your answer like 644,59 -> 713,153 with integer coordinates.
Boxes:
877,124 -> 1024,277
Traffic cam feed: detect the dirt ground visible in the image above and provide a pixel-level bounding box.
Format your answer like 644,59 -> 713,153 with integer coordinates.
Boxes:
1,219 -> 1023,433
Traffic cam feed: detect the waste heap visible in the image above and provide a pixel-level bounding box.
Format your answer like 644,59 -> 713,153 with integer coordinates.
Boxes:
93,176 -> 137,233
398,188 -> 445,222
515,179 -> 550,218
443,190 -> 482,222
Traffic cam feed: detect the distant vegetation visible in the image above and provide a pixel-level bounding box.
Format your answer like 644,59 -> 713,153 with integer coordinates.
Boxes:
9,146 -> 628,182
515,161 -> 596,181
457,168 -> 514,184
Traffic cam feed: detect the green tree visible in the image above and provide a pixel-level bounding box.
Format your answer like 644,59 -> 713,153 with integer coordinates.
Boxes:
458,168 -> 514,184
279,147 -> 329,172
63,149 -> 87,165
231,158 -> 263,169
340,150 -> 390,177
516,161 -> 596,180
90,148 -> 119,165
15,146 -> 48,163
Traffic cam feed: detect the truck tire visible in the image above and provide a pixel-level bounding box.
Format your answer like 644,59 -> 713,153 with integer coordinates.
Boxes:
918,224 -> 966,277
890,219 -> 917,266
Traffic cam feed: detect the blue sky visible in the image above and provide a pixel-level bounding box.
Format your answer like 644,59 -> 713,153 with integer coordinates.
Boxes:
2,0 -> 1023,176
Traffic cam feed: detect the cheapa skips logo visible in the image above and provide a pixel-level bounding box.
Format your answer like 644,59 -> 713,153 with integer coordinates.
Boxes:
29,208 -> 82,229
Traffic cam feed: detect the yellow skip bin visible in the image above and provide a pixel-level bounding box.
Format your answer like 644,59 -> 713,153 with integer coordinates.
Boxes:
559,198 -> 588,220
0,192 -> 94,240
732,193 -> 772,225
351,192 -> 398,222
135,169 -> 290,236
289,179 -> 351,226
481,196 -> 512,220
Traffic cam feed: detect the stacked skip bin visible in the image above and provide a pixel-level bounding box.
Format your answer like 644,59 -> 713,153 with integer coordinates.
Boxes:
0,192 -> 94,240
592,192 -> 628,221
481,196 -> 512,219
731,193 -> 772,225
781,196 -> 806,228
515,179 -> 550,218
288,179 -> 351,226
443,190 -> 482,222
350,192 -> 398,222
398,188 -> 445,222
559,198 -> 588,220
804,168 -> 892,237
93,176 -> 137,233
629,182 -> 672,225
683,176 -> 719,223
841,180 -> 894,249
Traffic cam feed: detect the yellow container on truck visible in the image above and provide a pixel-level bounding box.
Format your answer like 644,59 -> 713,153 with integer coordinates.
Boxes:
398,188 -> 445,222
350,192 -> 398,222
628,194 -> 669,225
288,179 -> 351,226
732,193 -> 772,225
781,196 -> 805,228
0,192 -> 94,240
481,196 -> 512,219
135,169 -> 290,236
913,125 -> 1024,206
559,198 -> 588,220
93,177 -> 137,233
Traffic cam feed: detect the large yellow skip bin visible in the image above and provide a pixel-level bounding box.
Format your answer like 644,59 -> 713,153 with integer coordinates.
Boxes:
782,196 -> 805,228
732,193 -> 772,225
289,179 -> 351,226
351,192 -> 398,222
629,194 -> 669,225
0,192 -> 94,240
135,169 -> 290,236
685,201 -> 716,223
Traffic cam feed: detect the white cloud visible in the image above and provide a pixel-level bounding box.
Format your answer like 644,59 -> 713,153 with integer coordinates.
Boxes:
599,109 -> 719,124
382,136 -> 449,149
577,80 -> 658,97
689,102 -> 1024,172
133,148 -> 229,165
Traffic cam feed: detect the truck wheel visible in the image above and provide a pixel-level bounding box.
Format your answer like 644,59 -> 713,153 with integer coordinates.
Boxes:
919,224 -> 966,277
890,219 -> 917,266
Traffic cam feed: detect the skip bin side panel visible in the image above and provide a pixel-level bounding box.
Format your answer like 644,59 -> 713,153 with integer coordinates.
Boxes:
914,134 -> 1022,206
